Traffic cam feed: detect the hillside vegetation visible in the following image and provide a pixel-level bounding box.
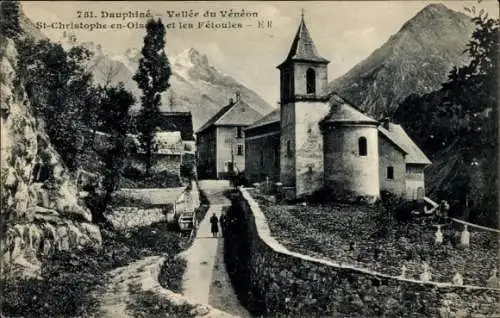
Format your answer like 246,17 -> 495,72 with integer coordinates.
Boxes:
394,11 -> 498,226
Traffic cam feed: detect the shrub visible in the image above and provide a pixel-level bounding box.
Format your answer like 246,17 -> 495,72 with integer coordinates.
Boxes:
127,286 -> 195,318
159,257 -> 186,293
121,168 -> 181,188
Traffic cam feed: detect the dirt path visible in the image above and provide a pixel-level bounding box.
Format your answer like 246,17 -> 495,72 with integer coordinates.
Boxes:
99,256 -> 164,318
181,180 -> 251,317
98,255 -> 236,318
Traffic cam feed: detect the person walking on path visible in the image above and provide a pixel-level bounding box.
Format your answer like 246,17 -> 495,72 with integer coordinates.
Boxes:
210,213 -> 219,237
219,213 -> 227,237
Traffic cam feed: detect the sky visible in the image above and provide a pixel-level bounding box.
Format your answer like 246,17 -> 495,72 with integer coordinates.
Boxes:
21,1 -> 498,107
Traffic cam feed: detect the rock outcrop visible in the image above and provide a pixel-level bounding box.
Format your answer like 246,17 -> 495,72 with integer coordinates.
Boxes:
0,36 -> 102,278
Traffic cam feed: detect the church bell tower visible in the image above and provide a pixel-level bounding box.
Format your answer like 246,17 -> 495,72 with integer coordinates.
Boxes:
278,11 -> 331,196
277,10 -> 330,105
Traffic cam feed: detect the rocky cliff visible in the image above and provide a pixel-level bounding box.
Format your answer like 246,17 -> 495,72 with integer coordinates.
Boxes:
329,4 -> 475,118
0,36 -> 101,278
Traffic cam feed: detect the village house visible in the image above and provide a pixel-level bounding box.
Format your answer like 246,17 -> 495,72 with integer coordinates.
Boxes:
245,13 -> 431,200
130,111 -> 195,153
127,130 -> 185,176
128,110 -> 196,178
196,92 -> 263,179
155,111 -> 196,154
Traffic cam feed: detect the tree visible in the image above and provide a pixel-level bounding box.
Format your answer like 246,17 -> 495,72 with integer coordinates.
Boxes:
15,38 -> 98,171
95,83 -> 134,224
133,18 -> 171,175
0,0 -> 21,38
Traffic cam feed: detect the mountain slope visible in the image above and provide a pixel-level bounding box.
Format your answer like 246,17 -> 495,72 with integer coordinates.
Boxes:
329,4 -> 475,118
91,48 -> 274,130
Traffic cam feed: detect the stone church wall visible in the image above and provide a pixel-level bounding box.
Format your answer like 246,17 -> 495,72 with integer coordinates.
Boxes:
280,103 -> 296,187
293,62 -> 329,97
294,101 -> 331,196
323,125 -> 380,199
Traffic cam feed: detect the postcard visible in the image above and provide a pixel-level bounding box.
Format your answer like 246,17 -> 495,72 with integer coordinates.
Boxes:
1,1 -> 498,317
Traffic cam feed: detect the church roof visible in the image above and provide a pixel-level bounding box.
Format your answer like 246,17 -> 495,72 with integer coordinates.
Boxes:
277,14 -> 329,68
320,94 -> 379,126
378,124 -> 432,165
246,108 -> 281,131
197,98 -> 263,134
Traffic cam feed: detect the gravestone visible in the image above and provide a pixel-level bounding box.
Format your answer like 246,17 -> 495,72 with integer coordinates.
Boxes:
452,272 -> 463,285
420,262 -> 432,282
460,225 -> 470,248
487,269 -> 499,288
435,225 -> 443,245
399,265 -> 407,278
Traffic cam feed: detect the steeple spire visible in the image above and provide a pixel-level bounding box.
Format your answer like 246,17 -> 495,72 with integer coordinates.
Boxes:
278,10 -> 329,68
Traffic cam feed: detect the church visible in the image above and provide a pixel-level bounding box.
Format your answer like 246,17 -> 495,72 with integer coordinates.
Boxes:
244,13 -> 431,201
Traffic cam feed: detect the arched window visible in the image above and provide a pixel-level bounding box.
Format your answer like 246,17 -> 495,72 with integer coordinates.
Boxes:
306,68 -> 316,94
358,137 -> 367,156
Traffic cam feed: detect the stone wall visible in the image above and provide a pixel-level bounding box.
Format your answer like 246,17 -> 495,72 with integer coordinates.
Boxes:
323,125 -> 380,199
294,101 -> 330,197
279,103 -> 295,187
225,188 -> 499,317
292,62 -> 329,98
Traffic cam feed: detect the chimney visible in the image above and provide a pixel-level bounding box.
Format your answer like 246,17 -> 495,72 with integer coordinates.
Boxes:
229,97 -> 234,105
382,117 -> 391,131
235,91 -> 241,103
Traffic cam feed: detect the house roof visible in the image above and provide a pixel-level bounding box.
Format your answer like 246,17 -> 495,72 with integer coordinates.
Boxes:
278,14 -> 329,68
320,94 -> 379,126
245,108 -> 281,131
378,124 -> 432,165
197,99 -> 263,134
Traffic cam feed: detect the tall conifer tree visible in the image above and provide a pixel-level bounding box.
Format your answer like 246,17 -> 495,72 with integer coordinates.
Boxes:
133,19 -> 171,175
